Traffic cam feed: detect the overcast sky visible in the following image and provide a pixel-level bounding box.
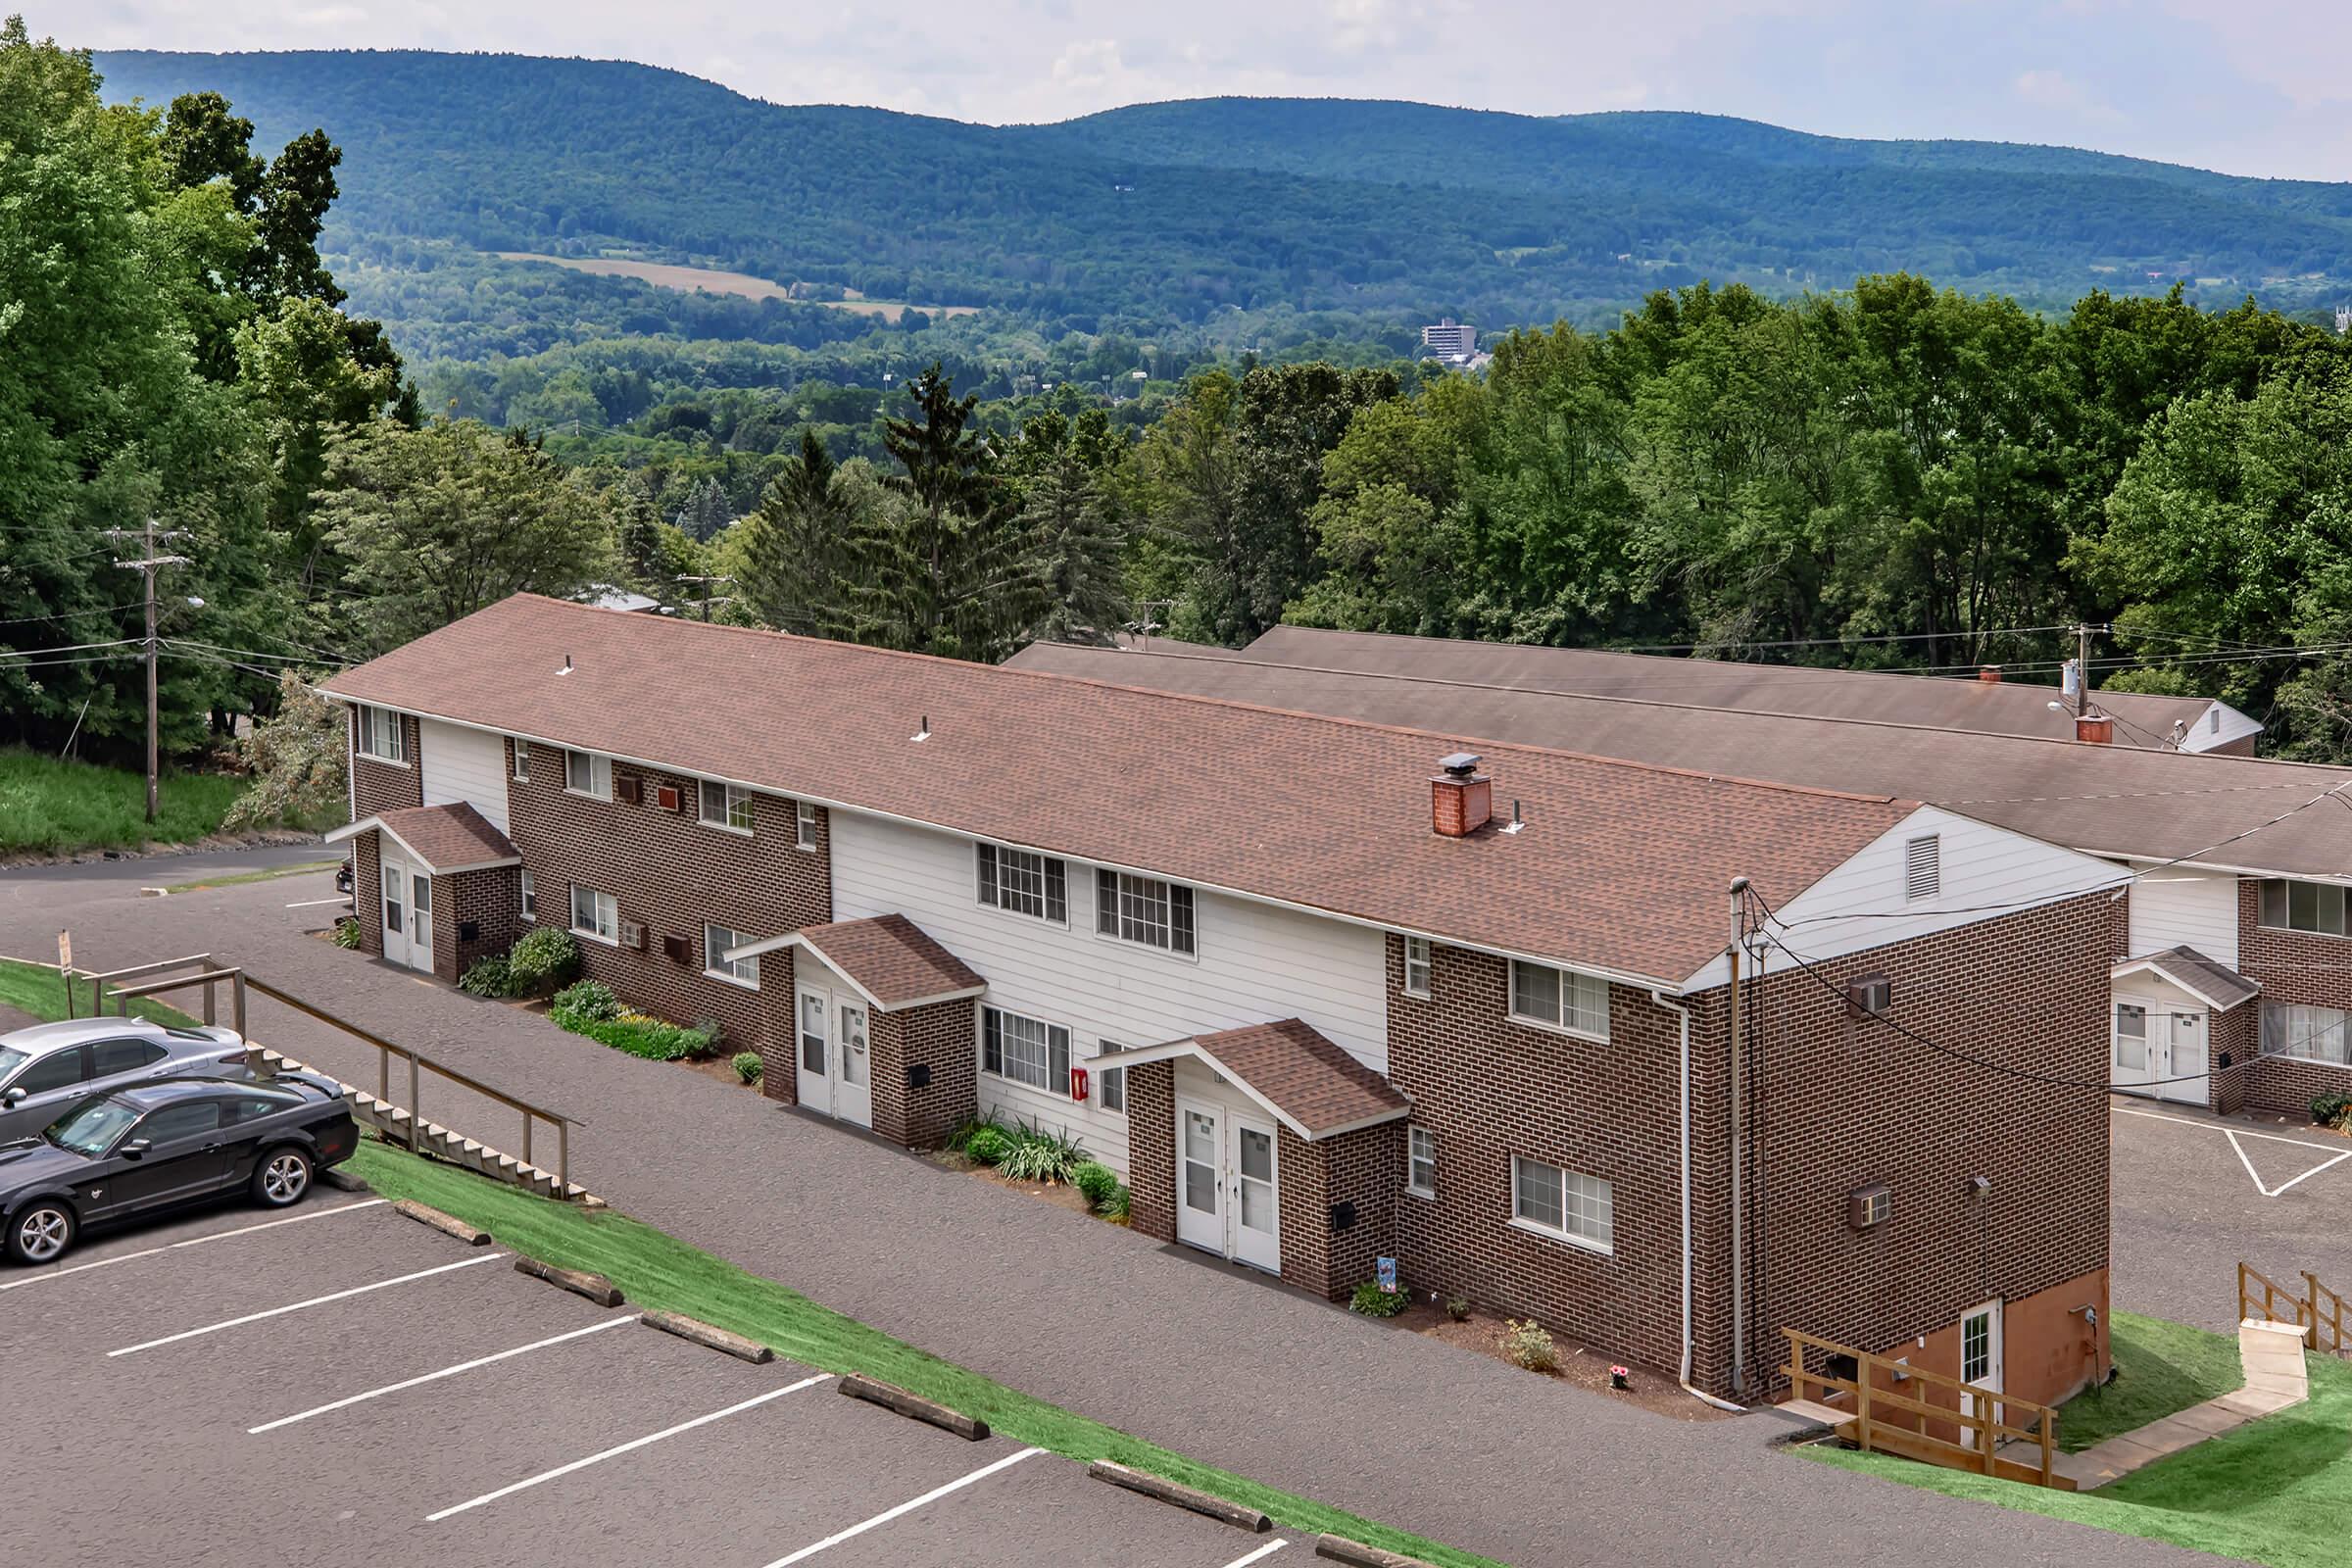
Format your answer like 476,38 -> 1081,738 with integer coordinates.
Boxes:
52,0 -> 2352,180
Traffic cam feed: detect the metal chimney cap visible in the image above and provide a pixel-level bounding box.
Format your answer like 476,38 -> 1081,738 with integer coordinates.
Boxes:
1437,752 -> 1484,777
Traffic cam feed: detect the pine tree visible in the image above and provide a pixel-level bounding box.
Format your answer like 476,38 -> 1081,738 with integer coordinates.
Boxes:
738,430 -> 857,638
1023,451 -> 1131,646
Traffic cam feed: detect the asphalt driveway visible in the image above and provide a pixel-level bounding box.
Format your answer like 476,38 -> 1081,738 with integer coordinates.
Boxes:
3,848 -> 2212,1568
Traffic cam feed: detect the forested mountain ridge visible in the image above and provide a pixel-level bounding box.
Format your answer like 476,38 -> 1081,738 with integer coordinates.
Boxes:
92,49 -> 2352,338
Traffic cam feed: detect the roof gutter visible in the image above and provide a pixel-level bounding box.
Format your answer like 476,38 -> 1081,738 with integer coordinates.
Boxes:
1653,985 -> 1745,1415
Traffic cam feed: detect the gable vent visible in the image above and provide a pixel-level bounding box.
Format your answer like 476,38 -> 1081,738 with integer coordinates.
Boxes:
1903,834 -> 1941,902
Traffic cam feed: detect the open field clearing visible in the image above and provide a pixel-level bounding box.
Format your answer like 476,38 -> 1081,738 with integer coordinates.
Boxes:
490,253 -> 979,318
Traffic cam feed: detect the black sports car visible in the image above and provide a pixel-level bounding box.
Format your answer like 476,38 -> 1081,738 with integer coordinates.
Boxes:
0,1072 -> 359,1265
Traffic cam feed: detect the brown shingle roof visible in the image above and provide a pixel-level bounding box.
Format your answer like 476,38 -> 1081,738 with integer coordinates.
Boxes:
790,915 -> 984,1010
1004,642 -> 2352,880
320,595 -> 1917,985
327,802 -> 518,873
1116,1018 -> 1409,1140
2113,947 -> 2260,1012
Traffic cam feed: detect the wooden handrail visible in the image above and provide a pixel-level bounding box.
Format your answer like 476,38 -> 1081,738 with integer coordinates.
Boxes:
2240,1261 -> 2314,1344
2304,1272 -> 2347,1354
1783,1327 -> 2065,1488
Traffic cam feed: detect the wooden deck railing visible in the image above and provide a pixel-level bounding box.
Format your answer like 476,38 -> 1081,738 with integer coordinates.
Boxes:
2306,1273 -> 2348,1354
1784,1328 -> 2071,1490
2240,1261 -> 2348,1353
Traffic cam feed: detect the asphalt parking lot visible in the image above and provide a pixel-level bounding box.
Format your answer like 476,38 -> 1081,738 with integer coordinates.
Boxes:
6,1189 -> 1303,1568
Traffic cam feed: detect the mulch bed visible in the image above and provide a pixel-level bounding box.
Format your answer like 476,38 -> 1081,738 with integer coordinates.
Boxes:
1374,1299 -> 1737,1421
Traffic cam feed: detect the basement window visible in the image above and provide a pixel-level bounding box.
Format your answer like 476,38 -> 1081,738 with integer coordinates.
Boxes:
1904,834 -> 1941,902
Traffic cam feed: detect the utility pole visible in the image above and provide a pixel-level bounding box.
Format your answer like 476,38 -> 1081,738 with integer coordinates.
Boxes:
675,574 -> 733,623
1134,599 -> 1177,652
108,518 -> 191,823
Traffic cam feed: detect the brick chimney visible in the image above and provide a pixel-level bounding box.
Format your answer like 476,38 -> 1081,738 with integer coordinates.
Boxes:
2076,713 -> 2114,745
1432,753 -> 1493,837
1978,665 -> 2003,683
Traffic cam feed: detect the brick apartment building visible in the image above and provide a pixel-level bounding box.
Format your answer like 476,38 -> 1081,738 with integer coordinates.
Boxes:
326,594 -> 2126,1409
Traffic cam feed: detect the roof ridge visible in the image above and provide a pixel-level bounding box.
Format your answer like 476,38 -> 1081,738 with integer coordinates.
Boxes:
507,596 -> 1912,813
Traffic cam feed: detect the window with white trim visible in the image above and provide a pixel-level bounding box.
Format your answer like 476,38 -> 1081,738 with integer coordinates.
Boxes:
795,800 -> 819,851
568,884 -> 617,943
2262,1001 -> 2352,1065
2259,878 -> 2350,937
564,749 -> 611,799
512,739 -> 530,781
1094,1043 -> 1127,1114
1904,834 -> 1941,902
1512,1155 -> 1612,1251
977,842 -> 1066,922
1508,959 -> 1608,1039
1402,934 -> 1432,998
1096,868 -> 1196,956
518,867 -> 536,921
1406,1126 -> 1436,1197
700,779 -> 754,834
982,1006 -> 1070,1092
356,705 -> 405,762
704,922 -> 760,986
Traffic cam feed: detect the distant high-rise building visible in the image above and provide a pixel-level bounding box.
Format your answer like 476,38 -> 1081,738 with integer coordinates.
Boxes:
1420,317 -> 1477,356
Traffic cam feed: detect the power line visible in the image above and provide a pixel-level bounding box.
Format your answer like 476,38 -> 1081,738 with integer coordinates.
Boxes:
1609,624 -> 2077,655
0,638 -> 145,660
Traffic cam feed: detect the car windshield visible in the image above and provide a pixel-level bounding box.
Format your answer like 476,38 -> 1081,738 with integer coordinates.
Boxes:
0,1045 -> 25,1084
45,1098 -> 140,1157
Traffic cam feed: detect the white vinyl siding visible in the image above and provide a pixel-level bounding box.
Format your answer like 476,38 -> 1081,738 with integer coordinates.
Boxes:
829,812 -> 1386,1182
2129,866 -> 2240,967
983,1006 -> 1070,1092
705,921 -> 760,986
564,750 -> 612,800
569,885 -> 617,944
700,779 -> 755,834
1402,935 -> 1432,997
1096,868 -> 1196,956
1508,959 -> 1609,1040
1511,1156 -> 1612,1253
418,718 -> 511,832
1406,1126 -> 1436,1197
356,705 -> 405,763
977,842 -> 1067,922
1904,834 -> 1941,901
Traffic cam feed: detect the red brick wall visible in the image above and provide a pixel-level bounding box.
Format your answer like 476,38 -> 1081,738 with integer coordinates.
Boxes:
1276,1121 -> 1403,1300
1128,1060 -> 1178,1245
757,958 -> 802,1107
870,999 -> 978,1148
502,737 -> 830,1055
352,831 -> 384,958
2235,878 -> 2352,1116
434,864 -> 523,984
350,710 -> 422,817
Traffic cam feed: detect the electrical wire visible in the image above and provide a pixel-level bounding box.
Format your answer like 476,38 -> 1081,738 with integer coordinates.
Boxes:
1610,624 -> 2078,655
0,638 -> 144,660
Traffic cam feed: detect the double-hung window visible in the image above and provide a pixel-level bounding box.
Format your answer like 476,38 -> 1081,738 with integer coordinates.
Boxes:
1402,935 -> 1433,997
982,1006 -> 1070,1092
569,884 -> 617,944
564,749 -> 611,799
512,739 -> 530,782
2262,1001 -> 2352,1064
1508,959 -> 1609,1040
977,842 -> 1066,922
1406,1126 -> 1437,1197
518,867 -> 536,921
2260,878 -> 2351,937
356,706 -> 405,763
1095,1043 -> 1127,1114
1511,1155 -> 1612,1252
1096,868 -> 1196,956
795,801 -> 820,850
704,922 -> 760,986
700,780 -> 755,834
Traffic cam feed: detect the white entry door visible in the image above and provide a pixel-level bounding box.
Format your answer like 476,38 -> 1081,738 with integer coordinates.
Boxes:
1173,1099 -> 1281,1273
380,857 -> 433,973
2111,998 -> 2154,1093
1958,1299 -> 2004,1450
794,987 -> 872,1129
2162,1009 -> 2210,1104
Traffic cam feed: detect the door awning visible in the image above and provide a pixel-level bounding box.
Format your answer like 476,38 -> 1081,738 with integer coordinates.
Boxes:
1106,1019 -> 1409,1142
724,913 -> 984,1013
2111,946 -> 2260,1012
325,802 -> 520,875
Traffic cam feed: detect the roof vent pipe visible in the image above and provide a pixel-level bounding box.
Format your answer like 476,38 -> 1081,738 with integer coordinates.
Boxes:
1431,753 -> 1492,838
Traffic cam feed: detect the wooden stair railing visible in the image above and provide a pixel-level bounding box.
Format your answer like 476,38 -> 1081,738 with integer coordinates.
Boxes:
2240,1261 -> 2323,1348
2304,1272 -> 2347,1354
1783,1328 -> 2071,1491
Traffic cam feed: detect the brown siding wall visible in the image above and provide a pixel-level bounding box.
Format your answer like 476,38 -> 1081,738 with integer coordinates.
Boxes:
350,710 -> 422,817
2236,879 -> 2352,1117
870,999 -> 979,1148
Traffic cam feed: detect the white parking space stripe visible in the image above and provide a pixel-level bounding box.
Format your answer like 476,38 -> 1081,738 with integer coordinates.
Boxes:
759,1446 -> 1046,1567
426,1372 -> 833,1522
2113,1104 -> 2348,1154
1217,1542 -> 1291,1568
0,1199 -> 387,1295
248,1315 -> 634,1434
284,896 -> 350,907
109,1251 -> 506,1356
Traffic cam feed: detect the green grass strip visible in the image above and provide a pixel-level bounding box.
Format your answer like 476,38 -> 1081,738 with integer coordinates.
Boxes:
349,1139 -> 1507,1568
0,958 -> 206,1029
159,860 -> 342,893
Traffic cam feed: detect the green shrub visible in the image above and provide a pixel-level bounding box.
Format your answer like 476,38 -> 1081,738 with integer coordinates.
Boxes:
1350,1281 -> 1409,1317
1102,1182 -> 1131,1223
564,1012 -> 699,1061
507,926 -> 579,994
964,1125 -> 1011,1165
1071,1160 -> 1120,1208
550,979 -> 620,1026
997,1120 -> 1087,1184
2312,1093 -> 2351,1128
1502,1318 -> 1558,1372
459,955 -> 515,998
732,1051 -> 763,1084
331,916 -> 361,951
1445,1296 -> 1472,1323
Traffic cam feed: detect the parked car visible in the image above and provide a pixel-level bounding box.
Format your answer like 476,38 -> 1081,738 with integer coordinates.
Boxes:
0,1017 -> 255,1145
0,1072 -> 359,1265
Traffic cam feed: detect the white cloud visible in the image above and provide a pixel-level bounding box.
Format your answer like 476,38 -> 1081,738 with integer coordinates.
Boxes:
2012,67 -> 2124,124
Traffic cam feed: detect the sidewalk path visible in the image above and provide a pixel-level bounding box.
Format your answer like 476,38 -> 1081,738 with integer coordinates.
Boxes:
9,860 -> 2206,1568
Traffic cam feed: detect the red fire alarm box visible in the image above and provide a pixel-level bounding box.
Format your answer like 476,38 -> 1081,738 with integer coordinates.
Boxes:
1069,1066 -> 1090,1102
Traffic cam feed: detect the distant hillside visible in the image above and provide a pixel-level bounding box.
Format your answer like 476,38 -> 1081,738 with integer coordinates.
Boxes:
92,50 -> 2352,340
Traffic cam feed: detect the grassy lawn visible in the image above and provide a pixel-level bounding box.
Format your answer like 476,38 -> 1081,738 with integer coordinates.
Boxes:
0,748 -> 341,856
0,957 -> 205,1028
1807,1313 -> 2352,1568
158,859 -> 342,893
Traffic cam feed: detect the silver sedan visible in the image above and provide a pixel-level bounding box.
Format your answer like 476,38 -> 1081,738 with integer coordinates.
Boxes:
0,1017 -> 255,1145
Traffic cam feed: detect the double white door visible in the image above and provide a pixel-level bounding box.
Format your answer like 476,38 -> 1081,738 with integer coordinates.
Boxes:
2112,997 -> 2209,1103
380,857 -> 434,973
1175,1099 -> 1280,1272
795,987 -> 872,1128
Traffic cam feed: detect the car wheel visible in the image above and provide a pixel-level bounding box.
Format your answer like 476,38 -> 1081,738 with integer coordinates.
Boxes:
253,1148 -> 313,1207
6,1201 -> 75,1265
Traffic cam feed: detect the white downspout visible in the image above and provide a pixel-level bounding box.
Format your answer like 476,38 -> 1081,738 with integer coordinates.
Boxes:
1654,987 -> 1745,1414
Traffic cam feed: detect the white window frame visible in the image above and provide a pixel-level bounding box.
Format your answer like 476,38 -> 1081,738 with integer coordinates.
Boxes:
518,867 -> 536,921
795,800 -> 819,851
977,842 -> 1067,923
1095,867 -> 1197,957
1402,934 -> 1433,998
512,739 -> 530,782
2261,1000 -> 2352,1065
1507,958 -> 1609,1041
2259,878 -> 2351,938
699,779 -> 755,835
1406,1126 -> 1437,1198
704,921 -> 760,987
1509,1154 -> 1612,1254
564,749 -> 612,800
356,705 -> 407,764
568,884 -> 617,946
1094,1043 -> 1127,1115
981,1006 -> 1071,1093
